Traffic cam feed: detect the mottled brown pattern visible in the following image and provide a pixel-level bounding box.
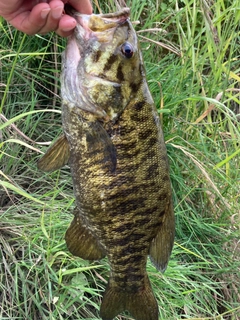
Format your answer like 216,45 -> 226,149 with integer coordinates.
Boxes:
59,6 -> 174,320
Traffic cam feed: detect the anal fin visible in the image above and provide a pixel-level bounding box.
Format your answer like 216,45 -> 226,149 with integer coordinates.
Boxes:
150,199 -> 175,272
65,208 -> 106,260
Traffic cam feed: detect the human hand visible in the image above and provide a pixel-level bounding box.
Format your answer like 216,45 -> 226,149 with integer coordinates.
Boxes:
0,0 -> 92,37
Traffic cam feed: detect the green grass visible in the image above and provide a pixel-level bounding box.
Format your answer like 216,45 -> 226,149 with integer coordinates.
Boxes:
0,0 -> 239,319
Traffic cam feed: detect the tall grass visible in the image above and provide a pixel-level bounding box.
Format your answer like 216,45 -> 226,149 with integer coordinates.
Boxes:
1,0 -> 239,319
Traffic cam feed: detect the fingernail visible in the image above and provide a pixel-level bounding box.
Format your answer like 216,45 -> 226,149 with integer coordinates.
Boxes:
52,6 -> 64,20
62,19 -> 77,32
41,8 -> 51,19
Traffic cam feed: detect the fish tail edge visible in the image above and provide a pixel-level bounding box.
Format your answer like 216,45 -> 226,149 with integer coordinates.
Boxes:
100,275 -> 158,320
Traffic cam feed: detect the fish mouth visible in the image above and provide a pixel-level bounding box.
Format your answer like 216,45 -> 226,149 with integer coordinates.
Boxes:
65,4 -> 130,41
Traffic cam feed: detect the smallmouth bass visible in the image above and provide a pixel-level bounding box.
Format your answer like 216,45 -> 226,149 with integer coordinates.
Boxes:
38,6 -> 175,320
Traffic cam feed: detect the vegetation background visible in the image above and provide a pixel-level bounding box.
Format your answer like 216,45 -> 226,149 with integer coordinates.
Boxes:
0,0 -> 239,319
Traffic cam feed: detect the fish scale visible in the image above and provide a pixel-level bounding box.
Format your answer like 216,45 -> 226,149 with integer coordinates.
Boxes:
38,5 -> 175,320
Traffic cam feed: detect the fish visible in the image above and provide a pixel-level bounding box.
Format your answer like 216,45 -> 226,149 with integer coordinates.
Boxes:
38,5 -> 175,320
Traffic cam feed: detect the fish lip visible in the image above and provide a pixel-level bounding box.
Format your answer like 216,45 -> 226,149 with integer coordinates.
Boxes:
79,8 -> 130,25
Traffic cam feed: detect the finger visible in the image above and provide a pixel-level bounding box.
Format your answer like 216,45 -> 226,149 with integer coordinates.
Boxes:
37,0 -> 64,34
7,3 -> 51,35
69,0 -> 93,14
55,0 -> 93,37
6,0 -> 92,35
55,13 -> 77,37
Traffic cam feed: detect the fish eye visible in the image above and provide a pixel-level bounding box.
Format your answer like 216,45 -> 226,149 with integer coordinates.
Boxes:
121,42 -> 134,58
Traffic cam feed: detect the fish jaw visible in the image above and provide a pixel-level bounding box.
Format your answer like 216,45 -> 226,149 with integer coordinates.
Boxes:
61,31 -> 109,120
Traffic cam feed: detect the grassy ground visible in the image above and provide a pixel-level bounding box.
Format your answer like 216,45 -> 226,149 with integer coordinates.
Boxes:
0,0 -> 239,319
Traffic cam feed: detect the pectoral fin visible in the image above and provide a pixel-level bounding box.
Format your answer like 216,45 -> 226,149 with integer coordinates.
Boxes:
86,121 -> 117,172
37,134 -> 70,172
65,208 -> 106,260
149,199 -> 175,272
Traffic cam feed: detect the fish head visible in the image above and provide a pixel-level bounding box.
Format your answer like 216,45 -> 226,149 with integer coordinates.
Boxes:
61,6 -> 145,121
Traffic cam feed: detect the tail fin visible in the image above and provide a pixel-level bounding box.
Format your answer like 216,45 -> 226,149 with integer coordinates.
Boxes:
100,276 -> 158,320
